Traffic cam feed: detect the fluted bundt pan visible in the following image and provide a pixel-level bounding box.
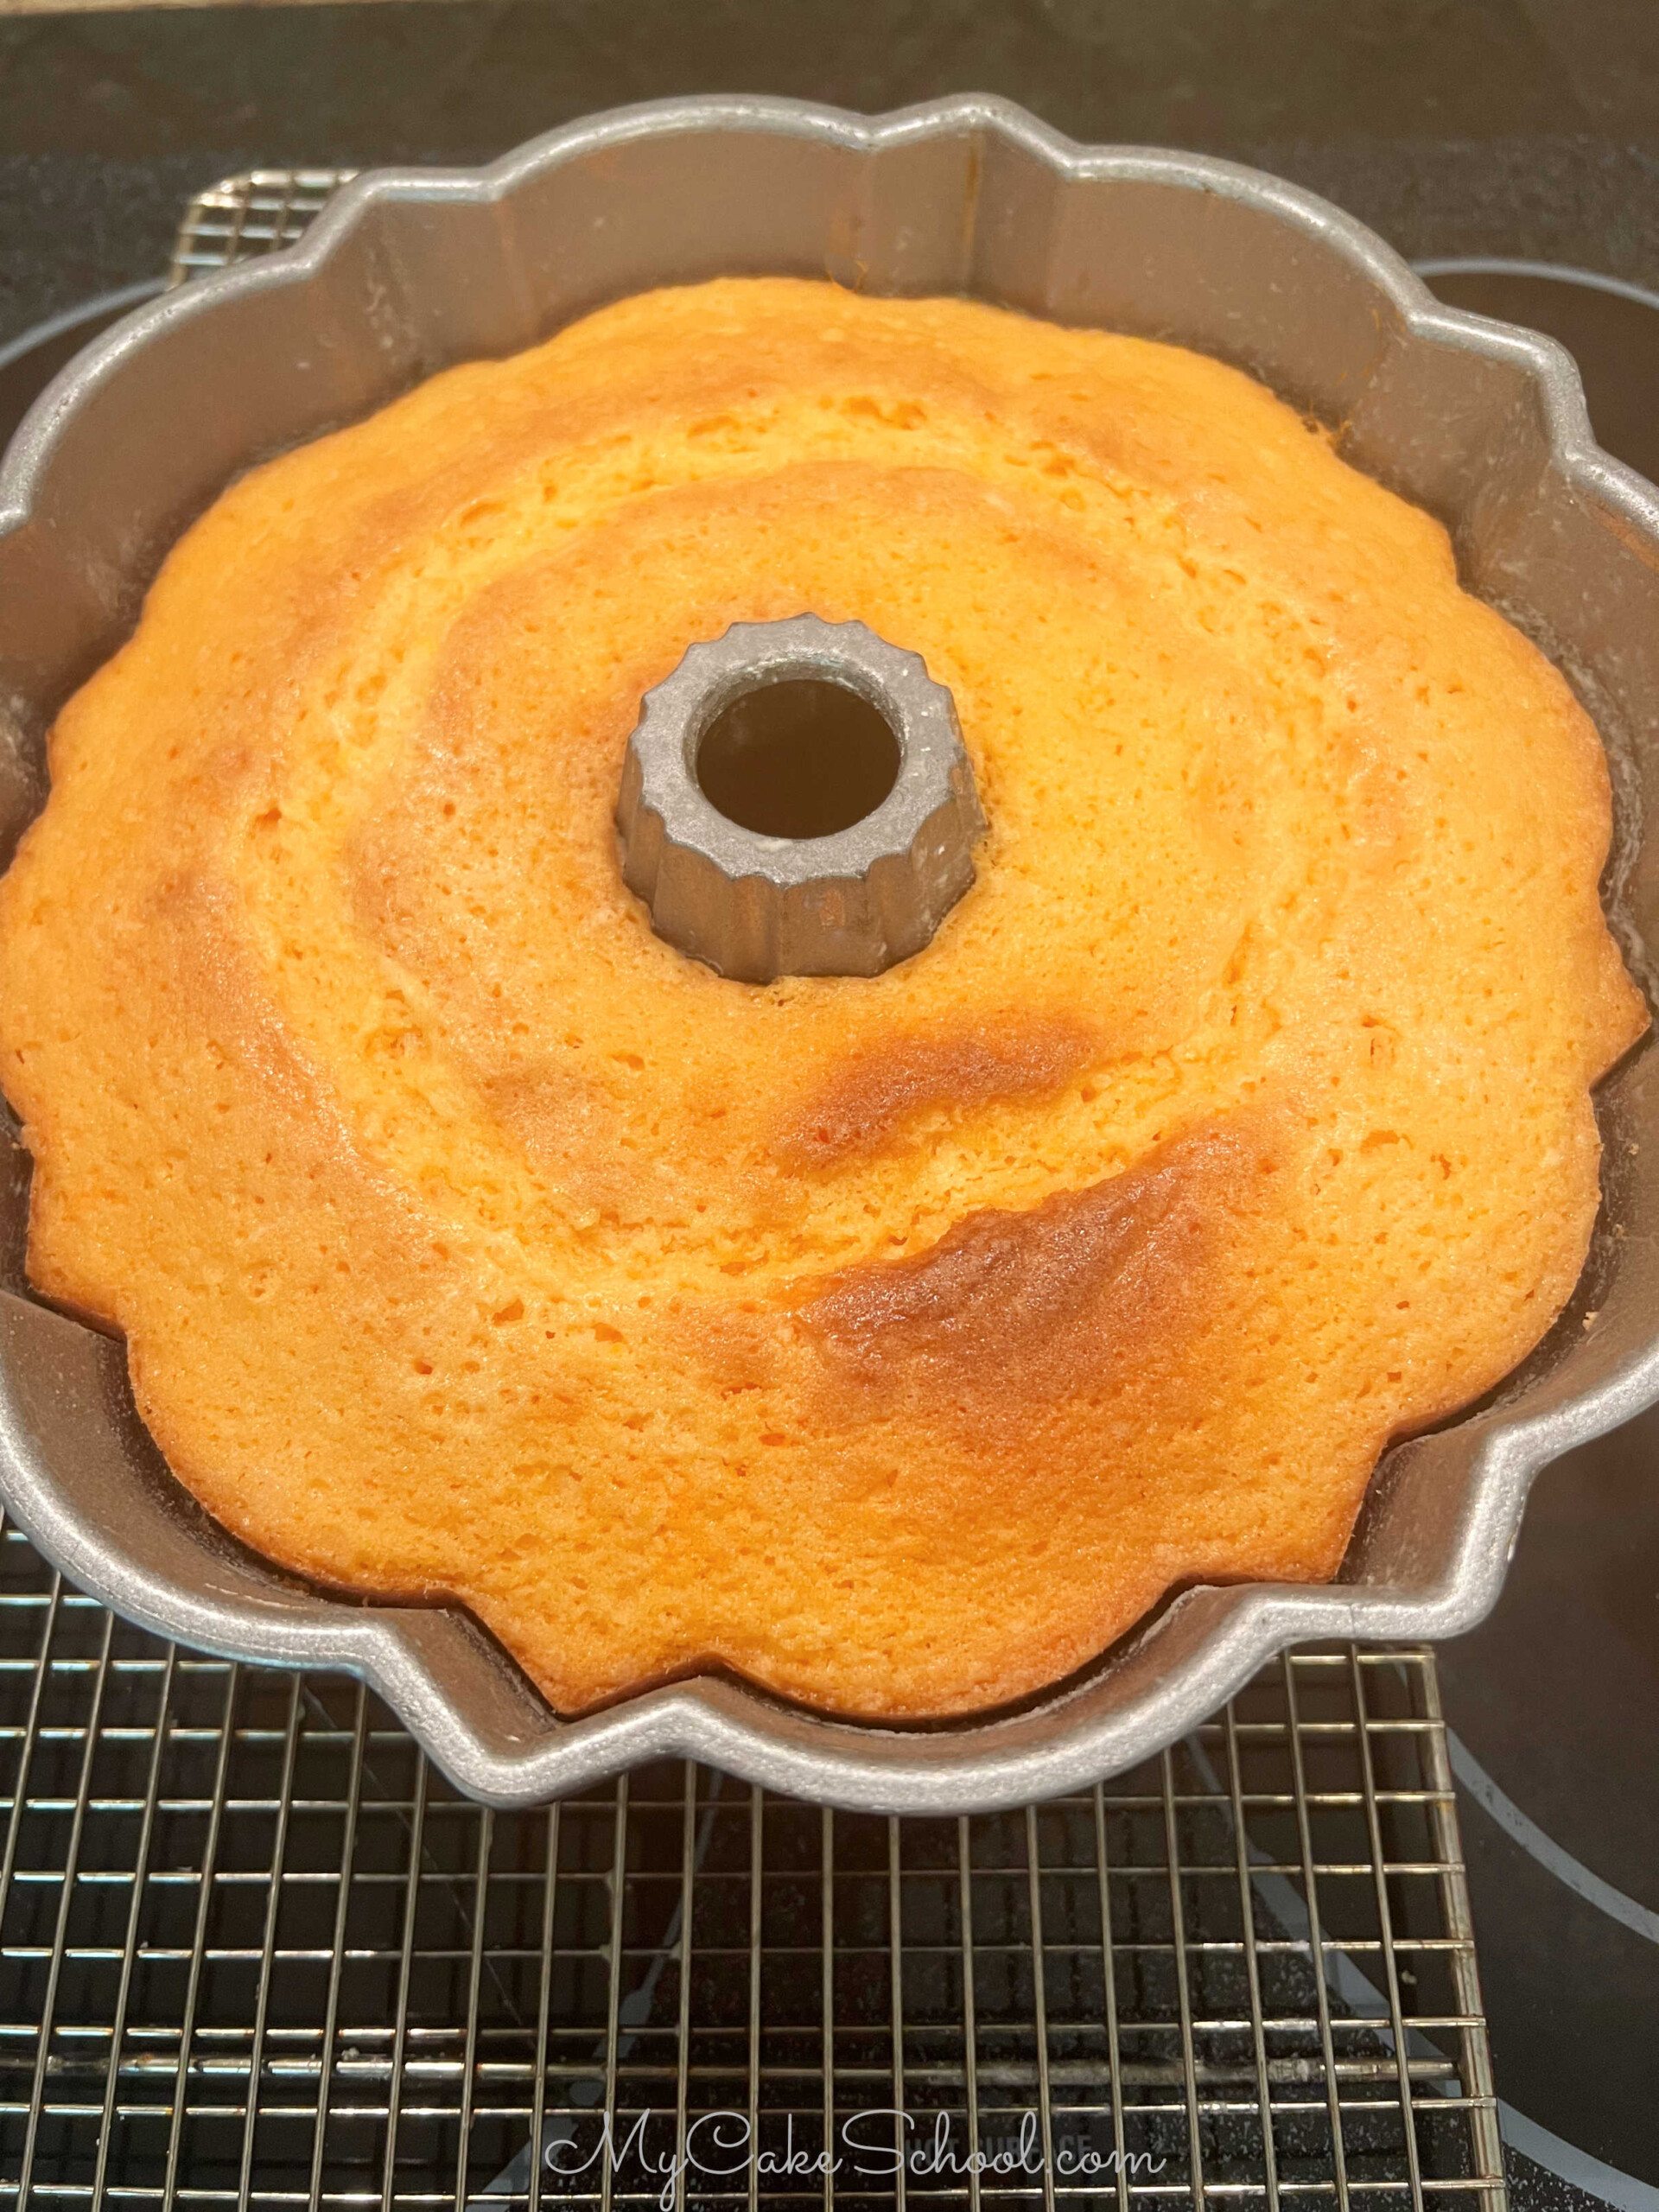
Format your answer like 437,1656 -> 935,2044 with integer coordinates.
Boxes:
2,95 -> 1657,1813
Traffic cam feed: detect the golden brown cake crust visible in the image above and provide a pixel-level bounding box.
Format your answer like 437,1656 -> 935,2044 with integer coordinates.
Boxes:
0,278 -> 1643,1718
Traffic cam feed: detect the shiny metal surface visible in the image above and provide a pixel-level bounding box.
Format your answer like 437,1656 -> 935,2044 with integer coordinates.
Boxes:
0,1547 -> 1503,2208
0,98 -> 1655,1815
617,614 -> 982,981
166,168 -> 359,287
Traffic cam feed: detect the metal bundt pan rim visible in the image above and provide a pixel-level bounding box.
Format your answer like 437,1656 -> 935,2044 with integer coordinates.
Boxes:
3,92 -> 1658,1813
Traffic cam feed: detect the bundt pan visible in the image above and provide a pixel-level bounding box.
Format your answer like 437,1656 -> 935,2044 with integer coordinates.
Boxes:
2,95 -> 1658,1814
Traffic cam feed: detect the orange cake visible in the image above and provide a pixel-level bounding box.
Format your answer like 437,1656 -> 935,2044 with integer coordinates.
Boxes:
0,278 -> 1643,1718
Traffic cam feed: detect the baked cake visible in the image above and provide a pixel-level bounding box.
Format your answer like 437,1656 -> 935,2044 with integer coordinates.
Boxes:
0,278 -> 1643,1717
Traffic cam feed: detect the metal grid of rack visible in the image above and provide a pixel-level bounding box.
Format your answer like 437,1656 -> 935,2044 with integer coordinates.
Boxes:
0,172 -> 1507,2212
168,172 -> 359,285
0,1520 -> 1504,2211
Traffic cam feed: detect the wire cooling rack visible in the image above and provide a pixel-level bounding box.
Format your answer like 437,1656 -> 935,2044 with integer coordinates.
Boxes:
168,171 -> 359,284
0,173 -> 1507,2212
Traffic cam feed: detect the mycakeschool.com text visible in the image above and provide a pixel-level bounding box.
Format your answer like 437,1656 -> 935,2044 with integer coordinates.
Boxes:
543,2108 -> 1167,2207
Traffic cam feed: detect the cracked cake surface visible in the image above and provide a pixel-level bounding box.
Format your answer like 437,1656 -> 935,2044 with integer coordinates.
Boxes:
0,276 -> 1643,1717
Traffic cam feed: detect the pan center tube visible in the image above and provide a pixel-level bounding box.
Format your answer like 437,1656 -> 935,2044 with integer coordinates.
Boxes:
614,613 -> 985,984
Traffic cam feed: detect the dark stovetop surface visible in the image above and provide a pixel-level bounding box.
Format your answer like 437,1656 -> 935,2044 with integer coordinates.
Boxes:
7,0 -> 1659,353
1,8 -> 1656,2205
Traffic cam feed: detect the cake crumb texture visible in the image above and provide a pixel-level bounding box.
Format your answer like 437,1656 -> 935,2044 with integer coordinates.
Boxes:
0,278 -> 1643,1717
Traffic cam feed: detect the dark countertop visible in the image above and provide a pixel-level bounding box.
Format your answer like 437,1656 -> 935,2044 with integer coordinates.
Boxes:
8,0 -> 1659,347
2,5 -> 1656,2204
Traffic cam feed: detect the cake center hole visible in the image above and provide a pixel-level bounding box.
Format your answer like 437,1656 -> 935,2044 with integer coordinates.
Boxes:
695,677 -> 901,840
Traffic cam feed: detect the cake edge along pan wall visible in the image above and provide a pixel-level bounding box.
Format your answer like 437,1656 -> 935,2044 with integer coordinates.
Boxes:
1,93 -> 1656,1815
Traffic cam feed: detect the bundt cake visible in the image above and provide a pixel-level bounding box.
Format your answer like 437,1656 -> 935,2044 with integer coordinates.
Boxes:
0,277 -> 1642,1716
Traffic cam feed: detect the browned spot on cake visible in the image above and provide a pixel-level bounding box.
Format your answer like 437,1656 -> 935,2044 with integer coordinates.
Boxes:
773,1015 -> 1097,1168
687,1295 -> 786,1398
798,1118 -> 1282,1438
483,1063 -> 678,1226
